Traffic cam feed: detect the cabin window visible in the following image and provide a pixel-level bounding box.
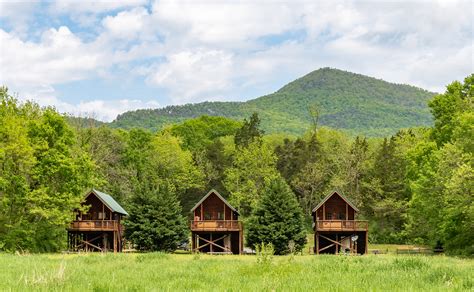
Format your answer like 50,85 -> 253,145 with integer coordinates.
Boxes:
326,213 -> 332,220
204,212 -> 211,220
98,212 -> 105,219
217,212 -> 224,220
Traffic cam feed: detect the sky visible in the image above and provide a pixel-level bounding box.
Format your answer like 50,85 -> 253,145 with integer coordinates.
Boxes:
0,0 -> 472,122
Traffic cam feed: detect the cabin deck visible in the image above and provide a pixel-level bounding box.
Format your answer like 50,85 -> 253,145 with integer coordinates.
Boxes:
315,220 -> 368,232
68,220 -> 120,231
190,220 -> 242,232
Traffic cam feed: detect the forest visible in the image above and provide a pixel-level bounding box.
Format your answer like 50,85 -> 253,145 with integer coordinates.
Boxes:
0,74 -> 472,256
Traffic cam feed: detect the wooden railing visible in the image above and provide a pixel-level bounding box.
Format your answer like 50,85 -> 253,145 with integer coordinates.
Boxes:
69,220 -> 119,231
315,220 -> 368,231
190,220 -> 242,231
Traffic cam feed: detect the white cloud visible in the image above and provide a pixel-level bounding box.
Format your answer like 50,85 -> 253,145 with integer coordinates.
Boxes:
70,99 -> 160,122
146,50 -> 234,103
50,0 -> 148,14
0,27 -> 101,86
12,84 -> 160,122
151,0 -> 304,47
102,7 -> 150,40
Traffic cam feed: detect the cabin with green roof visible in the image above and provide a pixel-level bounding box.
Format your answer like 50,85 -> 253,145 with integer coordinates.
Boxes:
190,189 -> 243,254
312,191 -> 368,255
67,189 -> 128,252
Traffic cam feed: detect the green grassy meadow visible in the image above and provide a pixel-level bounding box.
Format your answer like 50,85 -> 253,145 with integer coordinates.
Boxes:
0,253 -> 472,291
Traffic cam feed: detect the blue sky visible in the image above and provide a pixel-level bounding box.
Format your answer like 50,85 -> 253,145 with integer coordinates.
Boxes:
0,0 -> 472,121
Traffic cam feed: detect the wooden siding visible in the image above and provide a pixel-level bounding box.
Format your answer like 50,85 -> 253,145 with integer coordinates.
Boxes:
193,192 -> 237,221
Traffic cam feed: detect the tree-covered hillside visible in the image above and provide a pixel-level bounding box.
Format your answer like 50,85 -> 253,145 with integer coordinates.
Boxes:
111,68 -> 435,136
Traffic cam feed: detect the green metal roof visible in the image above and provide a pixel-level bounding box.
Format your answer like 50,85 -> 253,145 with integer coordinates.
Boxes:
312,190 -> 359,213
88,189 -> 129,216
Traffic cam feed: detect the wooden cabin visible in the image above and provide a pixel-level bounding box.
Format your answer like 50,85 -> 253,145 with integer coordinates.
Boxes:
312,191 -> 368,254
190,189 -> 243,254
67,189 -> 128,252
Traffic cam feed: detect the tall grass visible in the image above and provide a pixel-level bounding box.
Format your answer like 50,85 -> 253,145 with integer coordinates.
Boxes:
0,253 -> 472,291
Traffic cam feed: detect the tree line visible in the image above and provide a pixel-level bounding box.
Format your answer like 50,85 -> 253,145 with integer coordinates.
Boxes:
0,74 -> 472,255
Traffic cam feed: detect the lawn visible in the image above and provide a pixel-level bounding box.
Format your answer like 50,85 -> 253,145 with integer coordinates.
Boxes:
0,253 -> 472,291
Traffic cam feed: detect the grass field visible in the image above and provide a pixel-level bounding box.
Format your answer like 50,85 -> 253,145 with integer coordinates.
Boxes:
0,253 -> 472,291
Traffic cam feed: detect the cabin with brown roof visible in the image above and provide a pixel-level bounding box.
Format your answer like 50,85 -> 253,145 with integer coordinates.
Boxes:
190,189 -> 243,254
67,189 -> 128,252
312,191 -> 368,254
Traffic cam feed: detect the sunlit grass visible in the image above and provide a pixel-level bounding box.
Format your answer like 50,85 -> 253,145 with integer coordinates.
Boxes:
0,252 -> 472,291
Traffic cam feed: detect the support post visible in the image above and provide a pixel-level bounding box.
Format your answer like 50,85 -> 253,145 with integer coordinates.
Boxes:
210,233 -> 213,253
113,231 -> 117,253
365,231 -> 368,255
239,231 -> 242,255
315,233 -> 319,255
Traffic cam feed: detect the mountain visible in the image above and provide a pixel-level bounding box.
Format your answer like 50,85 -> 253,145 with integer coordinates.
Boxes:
111,68 -> 436,136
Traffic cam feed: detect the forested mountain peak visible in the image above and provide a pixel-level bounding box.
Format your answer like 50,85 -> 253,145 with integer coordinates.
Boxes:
111,68 -> 436,136
277,67 -> 431,95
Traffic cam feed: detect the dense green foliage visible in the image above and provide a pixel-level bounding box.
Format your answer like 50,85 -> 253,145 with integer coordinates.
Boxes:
406,74 -> 473,255
124,184 -> 187,251
111,68 -> 434,137
0,73 -> 471,255
223,141 -> 279,216
168,115 -> 241,151
0,87 -> 96,252
0,253 -> 472,290
246,177 -> 307,254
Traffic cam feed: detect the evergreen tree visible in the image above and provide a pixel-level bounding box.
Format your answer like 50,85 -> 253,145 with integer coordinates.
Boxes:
234,113 -> 264,148
125,183 -> 187,252
246,177 -> 307,255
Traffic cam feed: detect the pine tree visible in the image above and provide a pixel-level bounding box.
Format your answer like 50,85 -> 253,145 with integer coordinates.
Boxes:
234,113 -> 264,148
246,177 -> 307,255
124,183 -> 187,251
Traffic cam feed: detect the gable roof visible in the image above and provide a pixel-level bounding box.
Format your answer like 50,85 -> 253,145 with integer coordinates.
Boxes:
190,189 -> 239,214
87,189 -> 129,216
312,190 -> 359,213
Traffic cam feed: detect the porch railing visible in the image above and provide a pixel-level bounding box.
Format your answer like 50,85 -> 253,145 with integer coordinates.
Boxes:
190,220 -> 242,231
315,220 -> 368,231
69,220 -> 119,231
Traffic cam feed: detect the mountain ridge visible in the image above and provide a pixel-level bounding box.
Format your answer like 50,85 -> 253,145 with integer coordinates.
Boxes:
111,68 -> 435,136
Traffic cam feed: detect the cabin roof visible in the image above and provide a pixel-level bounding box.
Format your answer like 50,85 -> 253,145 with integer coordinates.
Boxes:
312,190 -> 359,213
88,189 -> 129,216
190,189 -> 239,214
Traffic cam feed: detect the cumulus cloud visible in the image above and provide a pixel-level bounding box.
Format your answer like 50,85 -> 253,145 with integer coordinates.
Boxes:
146,50 -> 234,103
151,0 -> 303,47
13,84 -> 160,122
102,7 -> 150,40
50,0 -> 149,15
0,27 -> 101,86
0,0 -> 472,120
